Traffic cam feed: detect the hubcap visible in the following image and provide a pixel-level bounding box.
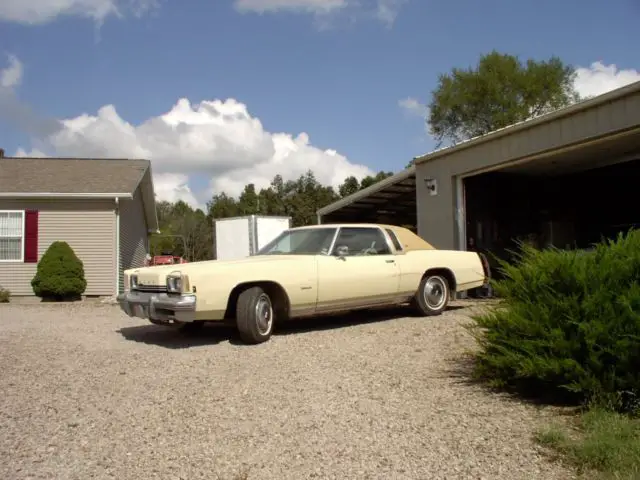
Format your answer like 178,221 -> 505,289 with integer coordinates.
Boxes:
423,277 -> 447,310
255,294 -> 273,335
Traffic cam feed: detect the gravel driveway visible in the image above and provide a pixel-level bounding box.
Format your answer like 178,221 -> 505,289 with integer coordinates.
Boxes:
0,301 -> 573,480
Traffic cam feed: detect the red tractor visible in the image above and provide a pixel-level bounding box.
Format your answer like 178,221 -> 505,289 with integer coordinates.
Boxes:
145,235 -> 189,267
145,253 -> 189,267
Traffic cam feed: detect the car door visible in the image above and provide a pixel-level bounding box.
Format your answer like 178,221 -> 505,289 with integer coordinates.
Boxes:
316,226 -> 400,312
383,227 -> 423,296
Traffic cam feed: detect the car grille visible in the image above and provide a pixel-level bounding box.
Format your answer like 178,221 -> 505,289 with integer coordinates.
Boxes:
133,285 -> 167,293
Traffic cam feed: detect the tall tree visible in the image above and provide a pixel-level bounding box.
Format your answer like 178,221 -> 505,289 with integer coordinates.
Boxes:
238,183 -> 260,214
339,176 -> 360,198
207,192 -> 240,219
360,171 -> 394,189
427,51 -> 580,147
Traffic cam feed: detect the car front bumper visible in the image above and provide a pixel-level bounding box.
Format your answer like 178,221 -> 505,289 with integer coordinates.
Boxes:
117,290 -> 197,324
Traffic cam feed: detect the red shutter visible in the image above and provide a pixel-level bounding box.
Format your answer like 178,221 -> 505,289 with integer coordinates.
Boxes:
24,210 -> 39,263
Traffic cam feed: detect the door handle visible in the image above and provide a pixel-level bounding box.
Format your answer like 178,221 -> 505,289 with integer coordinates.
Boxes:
385,259 -> 395,263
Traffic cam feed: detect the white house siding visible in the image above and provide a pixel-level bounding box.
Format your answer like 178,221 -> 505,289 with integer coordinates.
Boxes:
118,187 -> 149,294
0,199 -> 116,296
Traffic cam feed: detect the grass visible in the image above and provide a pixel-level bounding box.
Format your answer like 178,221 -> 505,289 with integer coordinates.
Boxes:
536,407 -> 640,479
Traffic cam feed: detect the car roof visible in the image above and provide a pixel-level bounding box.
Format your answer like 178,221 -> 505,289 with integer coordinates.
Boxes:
290,223 -> 436,251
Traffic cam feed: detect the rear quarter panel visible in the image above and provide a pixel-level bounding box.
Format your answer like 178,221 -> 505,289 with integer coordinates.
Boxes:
399,250 -> 485,292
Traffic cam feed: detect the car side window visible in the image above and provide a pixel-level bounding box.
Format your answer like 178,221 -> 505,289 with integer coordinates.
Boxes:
385,228 -> 403,252
332,228 -> 392,256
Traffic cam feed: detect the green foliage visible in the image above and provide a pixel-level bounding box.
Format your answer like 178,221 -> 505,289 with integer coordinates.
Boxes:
468,230 -> 640,410
152,200 -> 211,261
427,50 -> 581,146
536,407 -> 640,479
31,241 -> 87,300
0,286 -> 10,303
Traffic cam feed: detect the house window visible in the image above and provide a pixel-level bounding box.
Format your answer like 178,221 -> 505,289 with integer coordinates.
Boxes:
0,210 -> 25,262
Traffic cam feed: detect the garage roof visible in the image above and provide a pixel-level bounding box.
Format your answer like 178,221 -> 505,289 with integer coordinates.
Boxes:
413,79 -> 640,166
317,166 -> 416,220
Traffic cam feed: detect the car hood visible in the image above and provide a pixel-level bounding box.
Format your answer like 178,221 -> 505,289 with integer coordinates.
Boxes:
129,255 -> 310,285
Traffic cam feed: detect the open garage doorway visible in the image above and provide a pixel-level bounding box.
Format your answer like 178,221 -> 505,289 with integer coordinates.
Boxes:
462,152 -> 640,278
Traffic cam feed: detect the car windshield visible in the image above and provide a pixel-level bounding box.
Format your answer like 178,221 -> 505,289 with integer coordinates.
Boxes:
256,227 -> 337,255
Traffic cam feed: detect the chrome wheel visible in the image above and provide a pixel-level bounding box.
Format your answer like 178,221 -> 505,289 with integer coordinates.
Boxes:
423,276 -> 447,310
255,293 -> 273,336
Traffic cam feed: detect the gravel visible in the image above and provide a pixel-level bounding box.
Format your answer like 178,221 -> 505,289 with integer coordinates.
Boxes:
0,301 -> 575,480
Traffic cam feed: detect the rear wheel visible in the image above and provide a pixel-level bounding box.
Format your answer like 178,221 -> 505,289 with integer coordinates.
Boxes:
412,274 -> 450,316
236,286 -> 275,344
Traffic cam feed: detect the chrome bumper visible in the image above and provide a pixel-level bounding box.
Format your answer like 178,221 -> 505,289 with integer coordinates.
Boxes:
117,290 -> 197,324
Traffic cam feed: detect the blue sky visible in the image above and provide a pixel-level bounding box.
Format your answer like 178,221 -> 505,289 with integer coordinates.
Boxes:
0,0 -> 639,207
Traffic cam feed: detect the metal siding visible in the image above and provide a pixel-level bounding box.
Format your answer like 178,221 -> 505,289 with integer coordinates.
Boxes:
416,93 -> 640,250
118,187 -> 149,293
0,199 -> 115,296
416,162 -> 456,249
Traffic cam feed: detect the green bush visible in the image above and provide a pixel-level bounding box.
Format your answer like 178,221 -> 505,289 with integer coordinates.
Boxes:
0,286 -> 10,303
468,229 -> 640,411
31,241 -> 87,300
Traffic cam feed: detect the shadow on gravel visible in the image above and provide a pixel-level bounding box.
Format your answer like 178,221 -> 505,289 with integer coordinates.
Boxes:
444,354 -> 582,410
273,305 -> 465,338
117,305 -> 466,349
117,324 -> 236,348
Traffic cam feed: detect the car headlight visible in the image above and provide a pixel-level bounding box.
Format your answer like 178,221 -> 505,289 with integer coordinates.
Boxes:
166,271 -> 187,293
130,274 -> 138,290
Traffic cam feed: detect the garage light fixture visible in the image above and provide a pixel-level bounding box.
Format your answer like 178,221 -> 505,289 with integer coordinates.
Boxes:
424,177 -> 438,196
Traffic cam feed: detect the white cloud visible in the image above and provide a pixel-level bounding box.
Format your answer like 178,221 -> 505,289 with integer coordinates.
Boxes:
234,0 -> 347,14
3,56 -> 374,209
0,54 -> 23,88
235,0 -> 405,26
0,0 -> 156,25
13,147 -> 47,157
152,173 -> 200,208
573,61 -> 640,98
43,99 -> 374,205
398,97 -> 427,117
375,0 -> 407,27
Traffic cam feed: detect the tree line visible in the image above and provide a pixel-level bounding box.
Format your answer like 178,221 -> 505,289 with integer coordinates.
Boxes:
152,50 -> 583,261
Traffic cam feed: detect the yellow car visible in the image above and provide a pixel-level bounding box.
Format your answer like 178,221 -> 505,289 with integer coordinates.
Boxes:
118,223 -> 490,344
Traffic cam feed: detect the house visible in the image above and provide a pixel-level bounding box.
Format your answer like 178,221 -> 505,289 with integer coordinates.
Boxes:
0,152 -> 159,297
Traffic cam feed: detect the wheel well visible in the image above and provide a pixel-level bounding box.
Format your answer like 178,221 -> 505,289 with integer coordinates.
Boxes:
224,281 -> 291,320
423,268 -> 457,294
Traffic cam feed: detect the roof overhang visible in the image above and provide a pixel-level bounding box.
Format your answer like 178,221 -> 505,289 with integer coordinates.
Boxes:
413,79 -> 640,166
317,166 -> 416,221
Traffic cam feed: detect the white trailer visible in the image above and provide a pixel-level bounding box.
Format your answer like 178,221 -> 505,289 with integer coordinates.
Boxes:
213,215 -> 292,260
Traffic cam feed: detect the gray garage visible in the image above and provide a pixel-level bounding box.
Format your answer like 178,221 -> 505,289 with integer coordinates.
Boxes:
318,80 -> 640,258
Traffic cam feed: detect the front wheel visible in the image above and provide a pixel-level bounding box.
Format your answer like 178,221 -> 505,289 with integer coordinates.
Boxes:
412,274 -> 450,316
236,286 -> 275,344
